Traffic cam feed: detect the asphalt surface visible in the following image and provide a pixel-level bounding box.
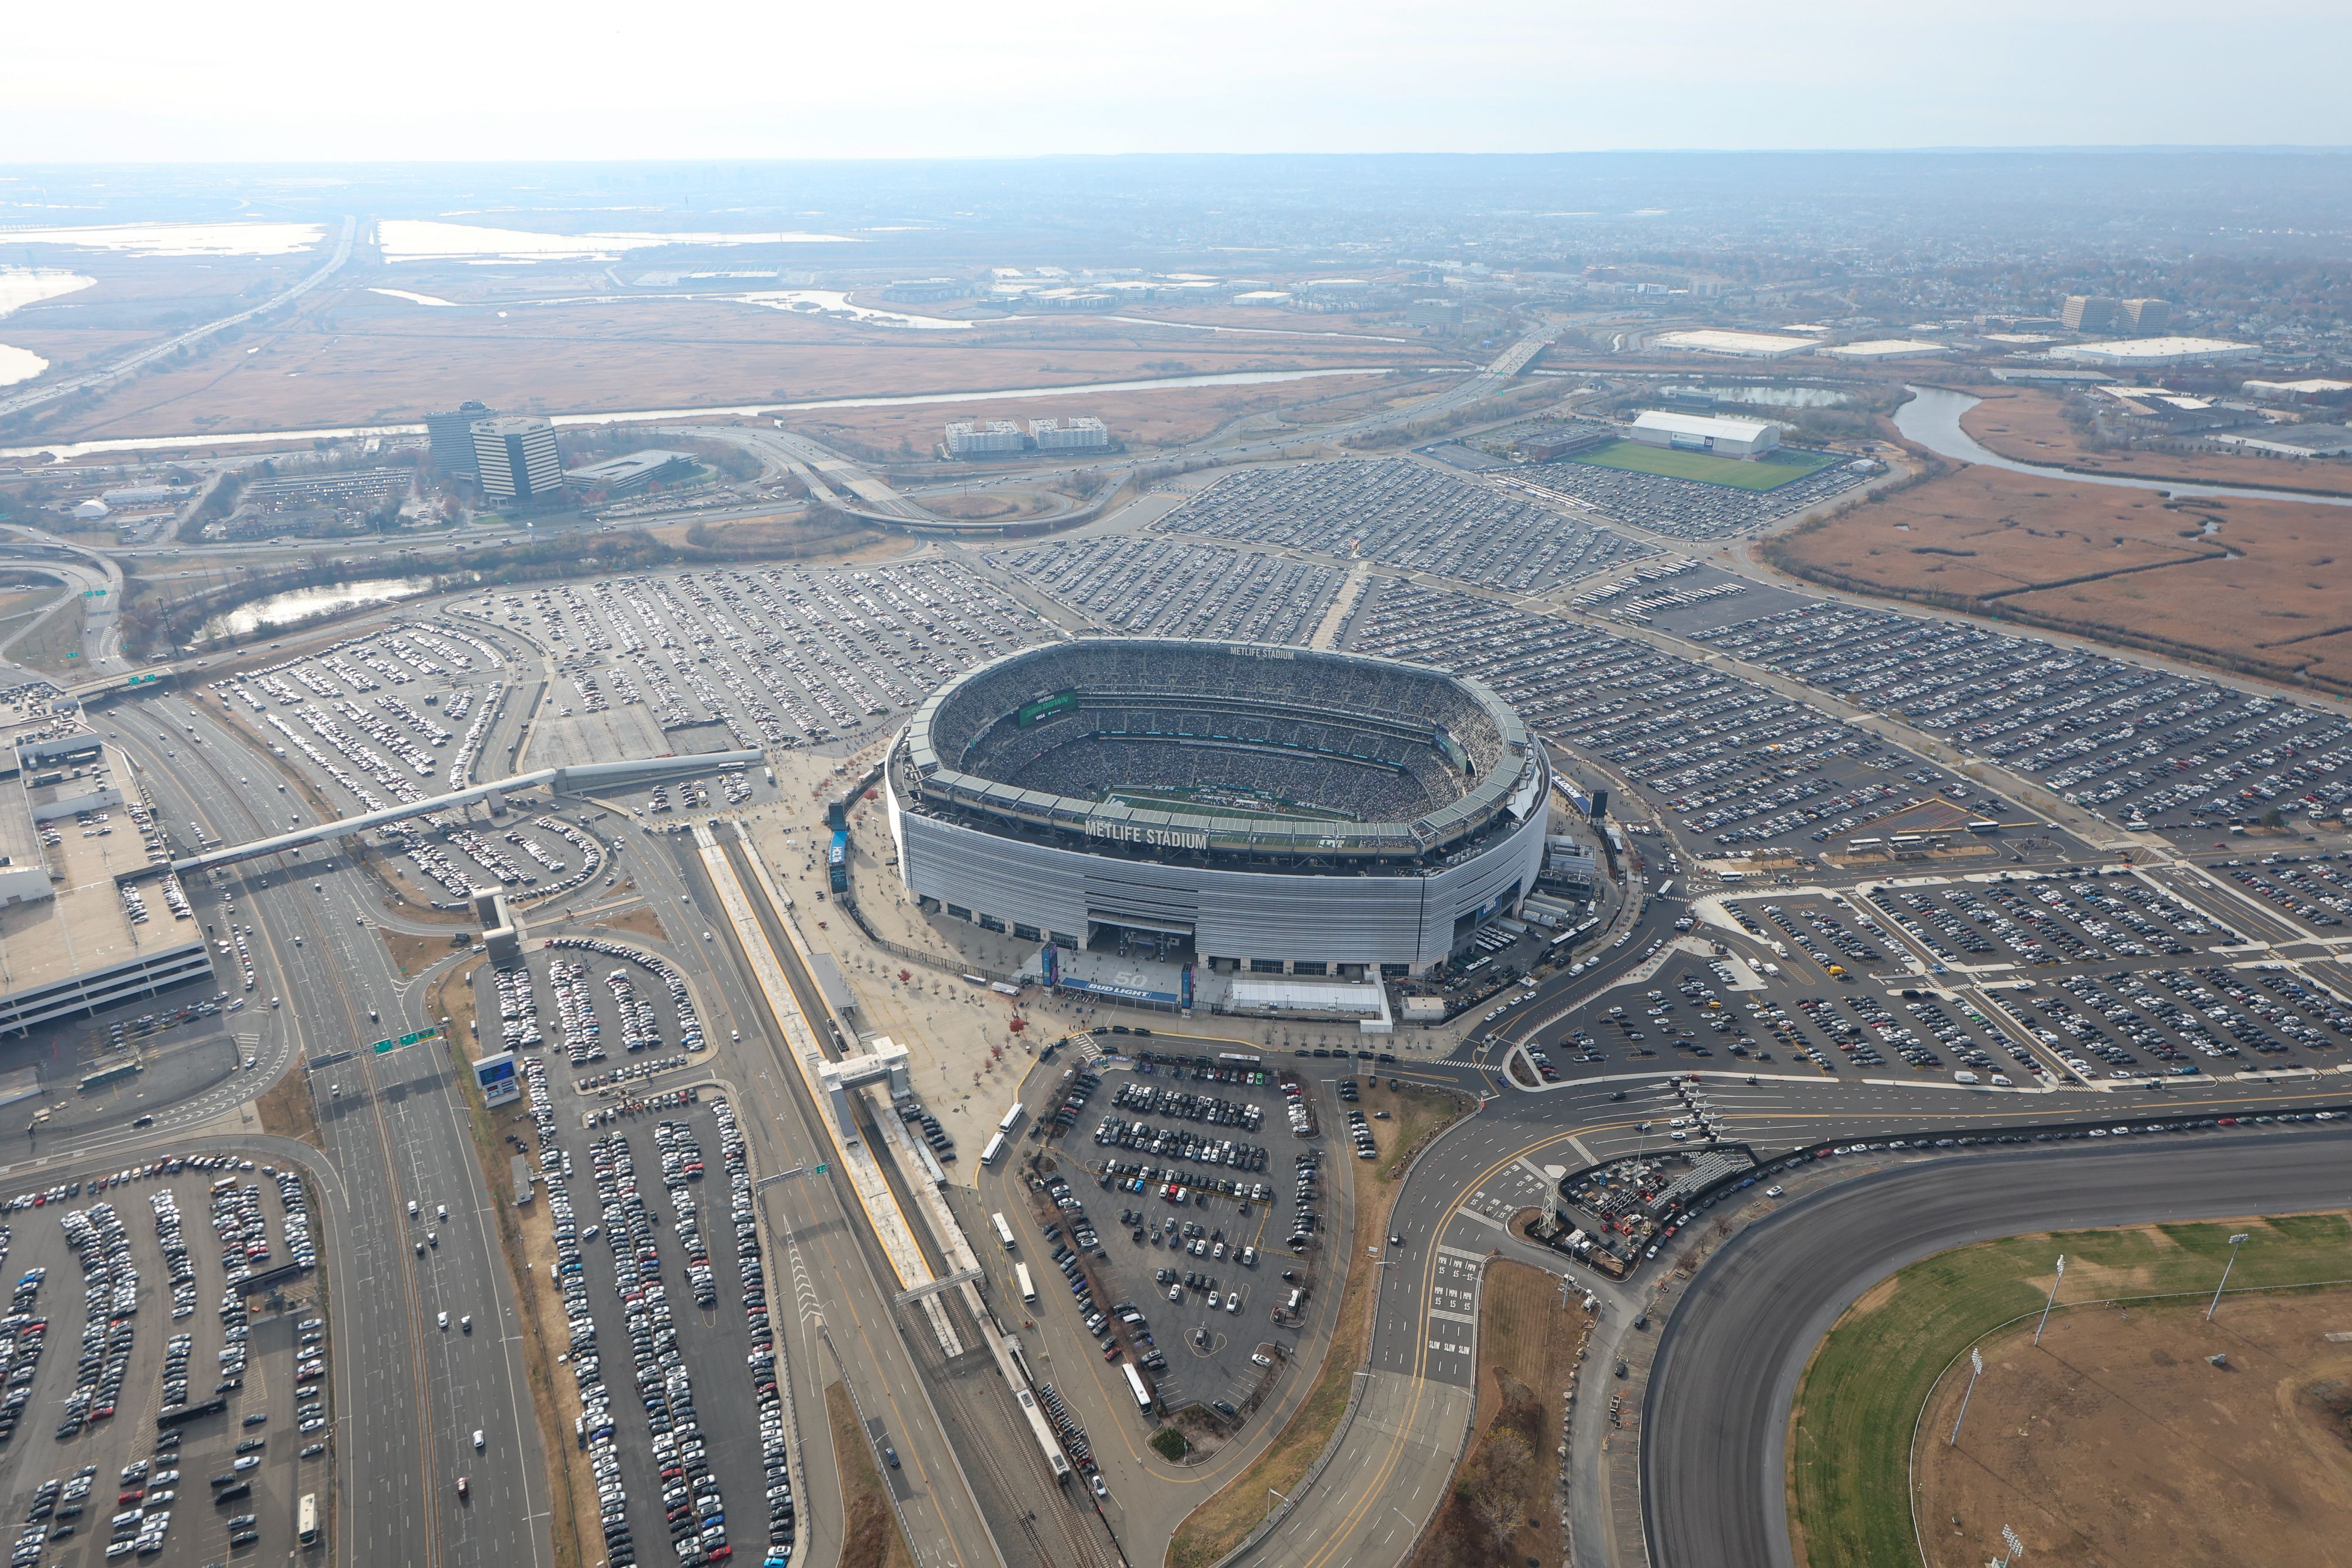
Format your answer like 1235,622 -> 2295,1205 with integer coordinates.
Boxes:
98,696 -> 549,1568
1642,1126 -> 2352,1568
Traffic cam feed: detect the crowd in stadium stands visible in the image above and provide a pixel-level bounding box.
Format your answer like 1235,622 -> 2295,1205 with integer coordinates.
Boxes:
926,640 -> 1512,785
993,734 -> 1439,823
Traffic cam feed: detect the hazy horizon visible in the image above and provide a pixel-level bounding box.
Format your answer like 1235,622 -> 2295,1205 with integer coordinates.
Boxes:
8,1 -> 2349,163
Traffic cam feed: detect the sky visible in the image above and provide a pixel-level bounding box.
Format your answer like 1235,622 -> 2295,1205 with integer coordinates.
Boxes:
5,1 -> 2348,163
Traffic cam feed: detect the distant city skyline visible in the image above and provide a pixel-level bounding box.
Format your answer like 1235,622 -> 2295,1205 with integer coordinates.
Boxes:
5,1 -> 2348,164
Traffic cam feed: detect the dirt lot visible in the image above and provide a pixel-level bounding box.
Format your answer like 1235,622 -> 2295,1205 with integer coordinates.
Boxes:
592,902 -> 669,944
1960,388 -> 2352,496
1765,463 -> 2352,689
23,280 -> 1432,442
1402,1260 -> 1588,1568
1916,1283 -> 2352,1567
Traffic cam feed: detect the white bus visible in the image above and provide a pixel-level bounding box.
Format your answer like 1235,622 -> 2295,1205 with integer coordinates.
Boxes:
1015,1262 -> 1036,1305
298,1493 -> 319,1546
1121,1361 -> 1152,1413
998,1103 -> 1026,1134
991,1212 -> 1017,1251
980,1133 -> 1007,1166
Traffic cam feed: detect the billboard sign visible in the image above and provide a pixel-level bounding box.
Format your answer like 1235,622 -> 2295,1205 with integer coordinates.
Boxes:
475,1050 -> 520,1107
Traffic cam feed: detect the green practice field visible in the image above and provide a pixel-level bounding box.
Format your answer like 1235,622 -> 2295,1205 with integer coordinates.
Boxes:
1567,438 -> 1835,491
1787,1212 -> 2352,1568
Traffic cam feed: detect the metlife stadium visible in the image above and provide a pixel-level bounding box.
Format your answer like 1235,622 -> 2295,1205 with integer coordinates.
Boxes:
884,638 -> 1549,978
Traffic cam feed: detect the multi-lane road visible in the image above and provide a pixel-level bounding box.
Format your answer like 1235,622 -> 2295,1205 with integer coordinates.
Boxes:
100,692 -> 549,1568
1643,1128 -> 2352,1568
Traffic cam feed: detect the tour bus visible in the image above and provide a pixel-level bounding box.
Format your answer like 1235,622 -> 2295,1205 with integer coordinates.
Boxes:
1121,1361 -> 1153,1412
298,1493 -> 319,1546
998,1103 -> 1026,1134
1015,1263 -> 1036,1305
991,1212 -> 1016,1251
980,1133 -> 1007,1166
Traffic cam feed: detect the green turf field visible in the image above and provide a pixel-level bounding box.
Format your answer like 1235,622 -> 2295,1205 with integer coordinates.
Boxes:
1566,438 -> 1835,491
1788,1212 -> 2352,1568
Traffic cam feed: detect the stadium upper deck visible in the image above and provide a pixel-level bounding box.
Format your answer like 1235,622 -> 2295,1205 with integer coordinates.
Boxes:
898,639 -> 1540,866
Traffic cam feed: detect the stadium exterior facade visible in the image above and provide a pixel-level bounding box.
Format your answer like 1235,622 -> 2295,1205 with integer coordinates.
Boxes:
885,639 -> 1550,975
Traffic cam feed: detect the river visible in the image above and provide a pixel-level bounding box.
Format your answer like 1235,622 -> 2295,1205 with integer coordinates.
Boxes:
1894,385 -> 2352,508
202,576 -> 435,640
2,368 -> 1394,463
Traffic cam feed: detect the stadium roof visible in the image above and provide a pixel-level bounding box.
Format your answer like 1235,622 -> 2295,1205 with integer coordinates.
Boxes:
898,638 -> 1540,864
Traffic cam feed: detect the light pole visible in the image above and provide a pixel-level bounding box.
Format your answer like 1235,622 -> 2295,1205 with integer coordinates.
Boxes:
2207,1232 -> 2250,1320
1993,1523 -> 2024,1567
1948,1346 -> 1984,1447
2033,1255 -> 2065,1346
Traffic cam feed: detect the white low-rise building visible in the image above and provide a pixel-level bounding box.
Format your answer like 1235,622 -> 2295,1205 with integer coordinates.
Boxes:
2057,336 -> 2259,369
1629,410 -> 1781,458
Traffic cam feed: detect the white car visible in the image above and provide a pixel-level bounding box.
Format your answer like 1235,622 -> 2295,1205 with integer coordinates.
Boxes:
473,1430 -> 485,1450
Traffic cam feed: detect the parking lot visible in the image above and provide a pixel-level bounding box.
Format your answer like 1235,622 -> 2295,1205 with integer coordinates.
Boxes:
1349,581 -> 2051,867
479,939 -> 707,1080
457,558 -> 1055,768
1668,595 -> 2352,840
1155,458 -> 1651,595
0,1154 -> 325,1568
517,1058 -> 789,1568
1498,449 -> 1876,542
1019,1054 -> 1349,1432
160,625 -> 619,910
997,538 -> 1343,645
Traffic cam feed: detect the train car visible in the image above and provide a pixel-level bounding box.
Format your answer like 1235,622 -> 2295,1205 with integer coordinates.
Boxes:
1014,1388 -> 1072,1481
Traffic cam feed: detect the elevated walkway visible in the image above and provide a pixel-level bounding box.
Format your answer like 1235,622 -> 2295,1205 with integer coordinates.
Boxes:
164,749 -> 761,876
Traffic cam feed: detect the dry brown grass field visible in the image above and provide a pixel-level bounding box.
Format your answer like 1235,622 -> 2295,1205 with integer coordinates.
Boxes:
1914,1284 -> 2352,1568
1766,463 -> 2352,689
16,275 -> 1433,442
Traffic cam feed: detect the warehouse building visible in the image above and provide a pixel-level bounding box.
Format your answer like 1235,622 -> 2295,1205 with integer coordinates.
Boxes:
1820,338 -> 1950,361
1,730 -> 212,1036
2243,378 -> 2352,405
1650,328 -> 1822,359
2210,425 -> 2352,459
1629,410 -> 1781,458
2057,337 -> 2259,369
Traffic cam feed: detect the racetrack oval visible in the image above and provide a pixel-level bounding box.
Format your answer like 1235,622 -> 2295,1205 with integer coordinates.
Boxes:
1642,1129 -> 2352,1568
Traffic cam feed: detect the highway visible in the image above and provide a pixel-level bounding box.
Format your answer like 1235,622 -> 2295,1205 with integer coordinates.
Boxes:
0,216 -> 358,423
102,692 -> 548,1568
1641,1127 -> 2352,1568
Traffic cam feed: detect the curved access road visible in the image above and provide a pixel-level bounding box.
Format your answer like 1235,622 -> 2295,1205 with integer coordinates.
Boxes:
1643,1126 -> 2352,1568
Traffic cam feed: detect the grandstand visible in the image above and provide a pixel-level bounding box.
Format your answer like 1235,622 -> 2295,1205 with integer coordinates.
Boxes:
888,639 -> 1551,975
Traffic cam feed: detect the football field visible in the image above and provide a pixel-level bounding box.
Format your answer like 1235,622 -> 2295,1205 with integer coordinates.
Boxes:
1567,438 -> 1836,491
